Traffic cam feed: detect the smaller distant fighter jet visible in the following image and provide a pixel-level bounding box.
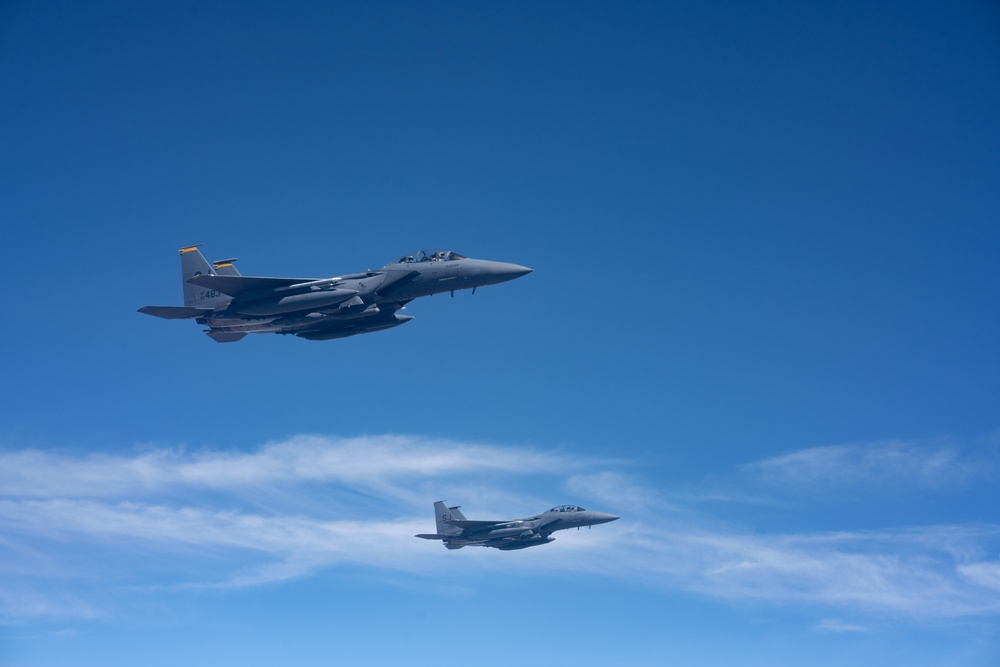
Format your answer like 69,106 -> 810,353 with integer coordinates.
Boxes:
139,245 -> 531,342
416,501 -> 619,550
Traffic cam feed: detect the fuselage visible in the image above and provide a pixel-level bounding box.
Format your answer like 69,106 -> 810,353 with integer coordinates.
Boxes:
435,505 -> 620,550
190,249 -> 531,340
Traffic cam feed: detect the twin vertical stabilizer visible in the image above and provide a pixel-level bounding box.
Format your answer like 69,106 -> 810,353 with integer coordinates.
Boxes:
434,501 -> 465,536
181,245 -> 231,310
415,501 -> 467,546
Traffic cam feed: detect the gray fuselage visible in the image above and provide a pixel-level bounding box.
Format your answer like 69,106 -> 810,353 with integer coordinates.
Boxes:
140,247 -> 532,342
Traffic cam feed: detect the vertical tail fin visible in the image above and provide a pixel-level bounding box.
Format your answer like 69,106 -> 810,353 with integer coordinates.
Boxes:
212,258 -> 241,276
433,501 -> 464,536
180,245 -> 230,309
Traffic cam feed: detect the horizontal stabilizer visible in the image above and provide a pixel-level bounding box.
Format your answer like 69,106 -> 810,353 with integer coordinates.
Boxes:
414,534 -> 448,540
138,306 -> 213,319
187,274 -> 320,297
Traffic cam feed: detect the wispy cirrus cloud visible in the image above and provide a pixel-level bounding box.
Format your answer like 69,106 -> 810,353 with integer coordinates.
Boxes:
619,522 -> 1000,618
958,561 -> 1000,592
740,437 -> 997,493
678,435 -> 1000,508
814,618 -> 870,633
2,433 -> 999,627
0,434 -> 581,498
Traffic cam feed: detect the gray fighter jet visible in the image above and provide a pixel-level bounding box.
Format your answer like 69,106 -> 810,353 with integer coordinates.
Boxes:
139,246 -> 531,342
416,501 -> 619,550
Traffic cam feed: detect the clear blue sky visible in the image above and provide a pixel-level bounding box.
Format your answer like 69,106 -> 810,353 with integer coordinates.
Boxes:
2,2 -> 999,665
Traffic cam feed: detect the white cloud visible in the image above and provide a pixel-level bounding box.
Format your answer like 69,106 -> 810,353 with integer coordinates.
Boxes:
564,471 -> 669,511
2,433 -> 1000,626
615,523 -> 1000,619
740,438 -> 996,493
958,561 -> 1000,592
0,434 -> 579,499
814,618 -> 869,633
586,504 -> 997,620
0,586 -> 98,625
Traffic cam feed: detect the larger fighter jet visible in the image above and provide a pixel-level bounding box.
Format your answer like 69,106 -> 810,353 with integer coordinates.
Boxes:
416,501 -> 619,550
139,246 -> 531,342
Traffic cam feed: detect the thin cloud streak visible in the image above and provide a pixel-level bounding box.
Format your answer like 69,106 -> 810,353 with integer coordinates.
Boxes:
815,618 -> 870,633
742,438 -> 996,492
617,523 -> 1000,618
678,436 -> 1000,509
0,435 -> 580,498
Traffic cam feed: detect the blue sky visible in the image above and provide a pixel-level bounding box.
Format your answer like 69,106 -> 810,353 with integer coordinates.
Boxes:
1,1 -> 998,665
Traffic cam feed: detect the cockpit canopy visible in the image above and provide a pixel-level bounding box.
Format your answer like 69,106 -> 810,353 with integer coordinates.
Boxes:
396,249 -> 467,263
547,505 -> 585,513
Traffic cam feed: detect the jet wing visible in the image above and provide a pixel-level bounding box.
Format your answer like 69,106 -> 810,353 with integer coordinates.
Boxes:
186,274 -> 321,297
138,306 -> 214,319
446,520 -> 517,529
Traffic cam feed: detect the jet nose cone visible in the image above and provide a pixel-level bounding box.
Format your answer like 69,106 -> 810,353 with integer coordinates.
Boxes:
472,260 -> 533,285
510,263 -> 533,278
593,512 -> 620,525
493,261 -> 532,280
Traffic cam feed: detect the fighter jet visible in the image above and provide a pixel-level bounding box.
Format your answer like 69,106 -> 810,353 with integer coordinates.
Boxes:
139,246 -> 532,342
416,501 -> 619,550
